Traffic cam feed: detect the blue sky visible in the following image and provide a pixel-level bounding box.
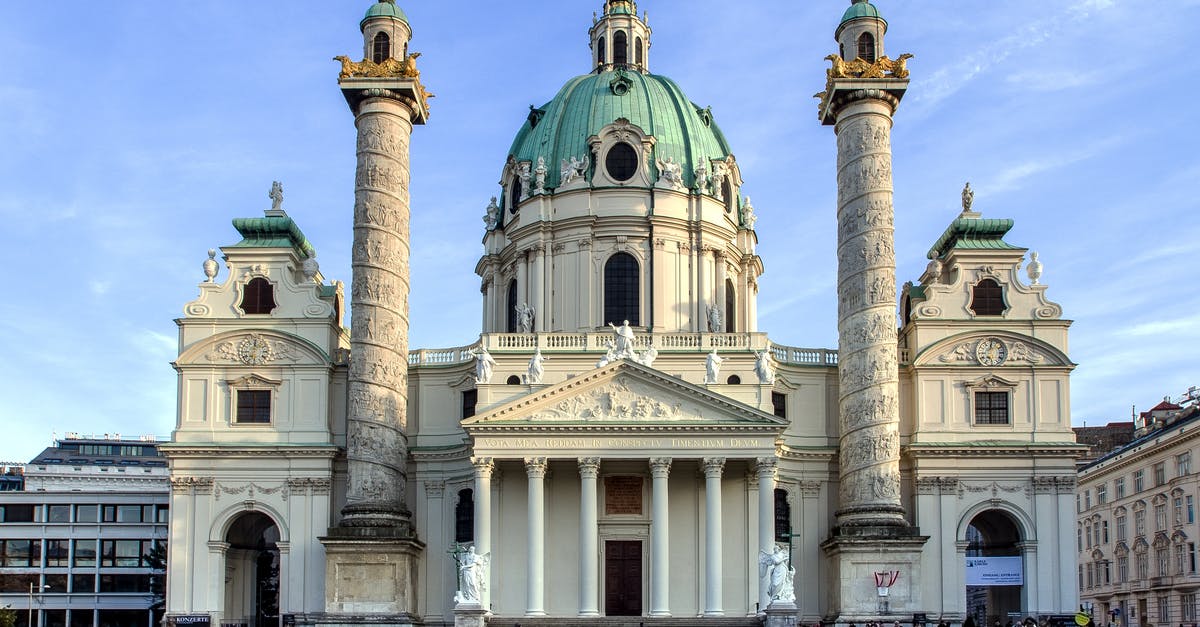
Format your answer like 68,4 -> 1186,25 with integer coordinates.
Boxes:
0,1 -> 1196,463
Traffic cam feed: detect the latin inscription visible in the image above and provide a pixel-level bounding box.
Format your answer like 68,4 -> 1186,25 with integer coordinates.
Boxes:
605,476 -> 643,515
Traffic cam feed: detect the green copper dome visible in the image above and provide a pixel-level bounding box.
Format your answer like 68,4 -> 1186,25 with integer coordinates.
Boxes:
840,0 -> 885,25
506,70 -> 733,192
361,1 -> 407,29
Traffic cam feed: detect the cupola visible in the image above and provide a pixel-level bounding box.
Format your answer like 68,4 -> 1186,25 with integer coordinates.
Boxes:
590,0 -> 652,73
360,0 -> 411,64
835,0 -> 886,63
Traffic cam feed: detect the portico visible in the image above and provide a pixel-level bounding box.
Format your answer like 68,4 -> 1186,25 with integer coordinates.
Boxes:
462,361 -> 786,618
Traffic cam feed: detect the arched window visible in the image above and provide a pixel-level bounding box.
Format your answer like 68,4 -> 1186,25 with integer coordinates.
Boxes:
725,279 -> 736,332
372,32 -> 391,64
454,489 -> 474,543
597,36 -> 606,68
723,179 -> 734,213
506,280 -> 519,332
506,375 -> 521,385
614,31 -> 628,66
509,178 -> 522,215
857,32 -> 876,63
970,278 -> 1006,316
605,142 -> 639,182
726,375 -> 741,385
240,278 -> 276,315
774,488 -> 791,542
635,37 -> 644,66
604,253 -> 640,326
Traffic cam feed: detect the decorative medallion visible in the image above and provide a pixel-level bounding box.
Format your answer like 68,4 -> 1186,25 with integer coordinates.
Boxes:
237,334 -> 275,366
975,338 -> 1008,367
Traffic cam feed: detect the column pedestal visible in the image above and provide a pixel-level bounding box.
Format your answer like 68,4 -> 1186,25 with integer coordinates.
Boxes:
765,601 -> 800,627
318,533 -> 425,624
453,604 -> 487,627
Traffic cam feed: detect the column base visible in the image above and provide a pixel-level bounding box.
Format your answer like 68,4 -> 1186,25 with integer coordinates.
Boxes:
320,528 -> 425,617
648,611 -> 672,617
820,527 -> 928,626
577,612 -> 601,617
523,612 -> 546,617
703,610 -> 727,617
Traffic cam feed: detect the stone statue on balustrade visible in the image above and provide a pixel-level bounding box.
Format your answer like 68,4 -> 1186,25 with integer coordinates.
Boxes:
471,347 -> 497,384
526,347 -> 546,385
454,545 -> 490,606
608,320 -> 636,360
707,303 -> 723,333
759,544 -> 796,605
515,302 -> 535,334
754,350 -> 776,385
704,349 -> 724,384
483,197 -> 499,231
636,346 -> 658,368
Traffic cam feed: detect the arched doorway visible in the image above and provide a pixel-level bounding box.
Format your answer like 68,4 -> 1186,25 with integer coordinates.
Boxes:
965,509 -> 1025,626
224,512 -> 280,627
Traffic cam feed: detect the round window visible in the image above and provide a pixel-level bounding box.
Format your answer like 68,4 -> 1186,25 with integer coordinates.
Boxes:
605,142 -> 638,182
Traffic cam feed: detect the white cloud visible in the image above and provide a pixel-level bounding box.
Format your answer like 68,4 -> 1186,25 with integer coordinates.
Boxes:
980,134 -> 1126,194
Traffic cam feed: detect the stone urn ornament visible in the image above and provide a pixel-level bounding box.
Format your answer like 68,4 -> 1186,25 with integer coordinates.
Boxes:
1026,251 -> 1043,285
302,250 -> 320,283
203,249 -> 219,283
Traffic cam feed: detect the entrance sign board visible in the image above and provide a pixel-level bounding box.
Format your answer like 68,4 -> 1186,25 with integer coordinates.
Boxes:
965,556 -> 1023,585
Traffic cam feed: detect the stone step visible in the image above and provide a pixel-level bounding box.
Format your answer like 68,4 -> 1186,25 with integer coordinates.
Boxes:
485,617 -> 763,627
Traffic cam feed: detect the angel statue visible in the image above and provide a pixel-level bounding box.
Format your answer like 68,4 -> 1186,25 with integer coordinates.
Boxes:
758,544 -> 796,605
526,347 -> 547,385
515,302 -> 535,334
754,350 -> 776,385
454,545 -> 491,605
471,347 -> 497,384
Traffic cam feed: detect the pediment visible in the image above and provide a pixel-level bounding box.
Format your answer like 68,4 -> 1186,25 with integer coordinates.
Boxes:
913,331 -> 1073,368
176,330 -> 331,367
463,360 -> 786,431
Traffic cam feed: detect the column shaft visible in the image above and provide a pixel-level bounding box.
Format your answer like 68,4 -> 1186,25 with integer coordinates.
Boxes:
525,457 -> 548,616
472,458 -> 493,609
649,457 -> 672,616
704,458 -> 726,616
715,252 -> 727,331
757,457 -> 777,612
343,96 -> 416,528
579,458 -> 601,617
832,96 -> 906,527
531,245 -> 546,332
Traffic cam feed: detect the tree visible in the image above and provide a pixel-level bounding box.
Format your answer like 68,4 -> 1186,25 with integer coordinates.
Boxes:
0,606 -> 18,627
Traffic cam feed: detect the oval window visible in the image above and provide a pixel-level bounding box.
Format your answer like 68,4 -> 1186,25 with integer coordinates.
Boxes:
605,143 -> 638,182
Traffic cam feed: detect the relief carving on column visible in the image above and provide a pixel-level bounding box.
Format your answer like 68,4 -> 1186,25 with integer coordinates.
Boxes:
524,457 -> 549,478
798,481 -> 821,498
916,477 -> 939,495
702,457 -> 726,478
424,480 -> 446,498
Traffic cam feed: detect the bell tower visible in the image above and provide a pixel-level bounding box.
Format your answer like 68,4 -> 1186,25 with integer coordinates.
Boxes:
320,0 -> 431,624
817,1 -> 928,624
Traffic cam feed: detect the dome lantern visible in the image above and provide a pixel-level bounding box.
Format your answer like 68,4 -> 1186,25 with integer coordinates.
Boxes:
590,0 -> 652,73
835,0 -> 887,64
360,0 -> 411,64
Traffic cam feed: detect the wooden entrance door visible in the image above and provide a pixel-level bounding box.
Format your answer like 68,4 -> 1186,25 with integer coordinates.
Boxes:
604,540 -> 642,616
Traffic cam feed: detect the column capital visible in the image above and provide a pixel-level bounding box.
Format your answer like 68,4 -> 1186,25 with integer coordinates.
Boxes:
755,456 -> 778,479
424,480 -> 446,498
702,457 -> 726,478
207,541 -> 230,555
525,457 -> 549,478
649,457 -> 672,478
471,456 -> 495,476
799,480 -> 821,498
578,457 -> 601,479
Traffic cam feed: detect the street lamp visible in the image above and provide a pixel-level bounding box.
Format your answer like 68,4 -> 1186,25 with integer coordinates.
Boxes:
27,583 -> 49,627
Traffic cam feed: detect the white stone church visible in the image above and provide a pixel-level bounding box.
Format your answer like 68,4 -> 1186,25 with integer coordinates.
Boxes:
161,2 -> 1083,627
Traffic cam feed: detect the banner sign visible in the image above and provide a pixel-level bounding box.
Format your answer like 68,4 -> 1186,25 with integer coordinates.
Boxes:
965,556 -> 1023,585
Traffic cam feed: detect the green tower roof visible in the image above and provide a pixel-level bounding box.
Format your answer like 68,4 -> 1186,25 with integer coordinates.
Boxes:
841,0 -> 885,26
231,215 -> 315,258
361,0 -> 408,29
505,70 -> 733,196
928,216 -> 1021,259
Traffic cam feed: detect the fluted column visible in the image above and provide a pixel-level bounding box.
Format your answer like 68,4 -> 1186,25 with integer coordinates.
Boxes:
756,457 -> 777,611
525,457 -> 548,616
832,91 -> 906,528
703,457 -> 726,616
471,457 -> 494,608
342,88 -> 419,529
649,457 -> 672,617
578,457 -> 601,617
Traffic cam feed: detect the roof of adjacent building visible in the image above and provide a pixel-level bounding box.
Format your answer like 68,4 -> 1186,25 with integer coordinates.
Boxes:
361,0 -> 407,29
505,70 -> 733,194
29,437 -> 167,468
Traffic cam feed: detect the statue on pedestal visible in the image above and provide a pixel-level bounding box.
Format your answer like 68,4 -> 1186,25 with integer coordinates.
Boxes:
759,544 -> 796,604
527,347 -> 546,384
608,320 -> 636,359
705,349 -> 724,384
454,545 -> 490,605
471,347 -> 497,384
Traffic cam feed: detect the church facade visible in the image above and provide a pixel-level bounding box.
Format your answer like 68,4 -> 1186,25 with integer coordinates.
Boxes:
161,2 -> 1082,626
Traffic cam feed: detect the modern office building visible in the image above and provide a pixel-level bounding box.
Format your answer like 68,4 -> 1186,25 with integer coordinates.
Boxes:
1078,392 -> 1200,627
0,436 -> 169,627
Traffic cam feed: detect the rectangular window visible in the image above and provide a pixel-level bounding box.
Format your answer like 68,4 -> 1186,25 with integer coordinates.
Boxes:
1136,510 -> 1147,535
45,539 -> 70,567
73,539 -> 97,567
1118,555 -> 1129,582
0,572 -> 37,593
1087,562 -> 1095,588
71,573 -> 95,594
1138,553 -> 1149,578
1116,477 -> 1126,499
1104,560 -> 1112,584
47,504 -> 71,523
1078,526 -> 1083,552
1155,462 -> 1167,486
1180,453 -> 1192,477
1176,497 -> 1185,526
0,503 -> 37,522
461,389 -> 477,419
1178,544 -> 1187,574
100,539 -> 149,568
1158,547 -> 1170,576
102,504 -> 144,523
1135,469 -> 1146,492
1085,490 -> 1093,510
1103,520 -> 1110,544
974,391 -> 1010,424
772,392 -> 787,419
1093,523 -> 1101,546
98,574 -> 150,593
156,505 -> 170,524
1117,515 -> 1128,541
1189,495 -> 1195,524
236,389 -> 272,424
75,504 -> 98,523
1191,542 -> 1197,573
44,573 -> 68,593
1159,595 -> 1171,622
1156,503 -> 1168,531
1098,483 -> 1108,505
0,538 -> 41,566
69,609 -> 94,627
1184,593 -> 1197,622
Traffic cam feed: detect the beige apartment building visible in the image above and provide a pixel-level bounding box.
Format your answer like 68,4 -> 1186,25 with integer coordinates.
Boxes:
1078,393 -> 1200,627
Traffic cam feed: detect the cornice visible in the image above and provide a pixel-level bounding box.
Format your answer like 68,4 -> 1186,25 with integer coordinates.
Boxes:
1080,427 -> 1200,480
906,441 -> 1086,458
465,423 -> 784,435
160,444 -> 340,458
